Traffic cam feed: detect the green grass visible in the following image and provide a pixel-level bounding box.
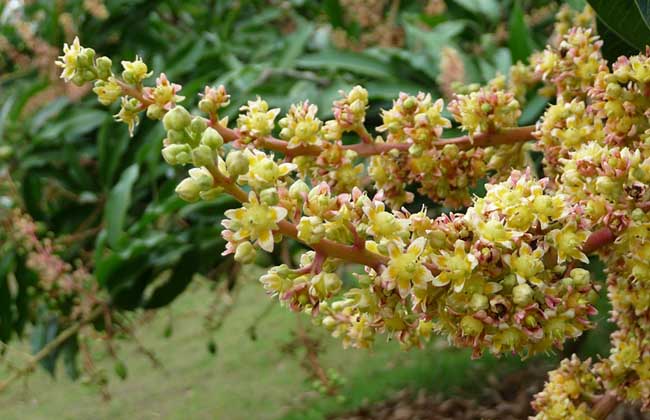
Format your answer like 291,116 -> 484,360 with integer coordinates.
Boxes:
0,272 -> 555,420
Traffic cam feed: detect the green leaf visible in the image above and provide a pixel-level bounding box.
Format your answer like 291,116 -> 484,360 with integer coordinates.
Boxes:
278,20 -> 314,69
0,253 -> 14,342
38,109 -> 106,141
566,0 -> 587,10
104,164 -> 139,248
452,0 -> 501,22
508,0 -> 536,63
61,336 -> 80,381
638,0 -> 650,28
587,0 -> 650,54
143,249 -> 201,309
31,316 -> 60,376
323,0 -> 344,28
597,17 -> 640,62
98,117 -> 130,188
296,51 -> 395,79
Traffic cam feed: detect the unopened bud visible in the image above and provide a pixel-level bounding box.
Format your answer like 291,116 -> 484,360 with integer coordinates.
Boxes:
260,188 -> 279,206
289,180 -> 310,200
95,56 -> 112,80
191,145 -> 215,168
569,268 -> 591,288
234,242 -> 257,264
190,117 -> 207,134
460,315 -> 483,336
189,167 -> 214,190
200,127 -> 224,150
161,143 -> 192,165
512,283 -> 534,306
163,106 -> 192,131
175,178 -> 201,202
225,151 -> 249,177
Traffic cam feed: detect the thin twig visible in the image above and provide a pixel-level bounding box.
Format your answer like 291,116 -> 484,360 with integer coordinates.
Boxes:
0,306 -> 104,393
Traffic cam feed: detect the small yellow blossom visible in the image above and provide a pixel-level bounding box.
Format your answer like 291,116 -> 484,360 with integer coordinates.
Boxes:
382,237 -> 433,298
432,239 -> 478,292
222,192 -> 288,252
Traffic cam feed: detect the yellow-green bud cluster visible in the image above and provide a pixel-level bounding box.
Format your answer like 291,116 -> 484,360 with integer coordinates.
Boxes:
55,37 -> 100,86
279,101 -> 322,149
448,87 -> 521,137
532,355 -> 602,420
532,27 -> 606,100
332,85 -> 368,130
237,98 -> 281,144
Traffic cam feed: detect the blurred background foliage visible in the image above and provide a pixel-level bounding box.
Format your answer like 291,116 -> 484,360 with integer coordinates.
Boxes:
0,0 -> 628,418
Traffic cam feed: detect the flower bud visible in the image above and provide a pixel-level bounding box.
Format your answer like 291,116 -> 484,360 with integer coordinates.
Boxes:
189,167 -> 214,190
403,96 -> 417,110
198,99 -> 216,114
191,145 -> 215,168
163,106 -> 192,131
225,151 -> 249,177
470,293 -> 489,311
95,56 -> 112,80
200,187 -> 223,201
190,117 -> 207,134
234,242 -> 257,264
260,188 -> 279,206
289,180 -> 310,200
460,315 -> 483,336
297,216 -> 326,244
161,143 -> 192,165
121,57 -> 150,85
175,178 -> 201,202
167,129 -> 187,144
200,127 -> 224,150
595,176 -> 618,197
512,283 -> 534,306
322,316 -> 337,330
146,104 -> 166,120
569,268 -> 590,288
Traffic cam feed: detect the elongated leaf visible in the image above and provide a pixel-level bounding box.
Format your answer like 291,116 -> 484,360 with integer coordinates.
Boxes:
278,20 -> 314,69
296,51 -> 395,79
104,164 -> 139,248
143,249 -> 201,309
98,117 -> 130,188
453,0 -> 501,22
588,0 -> 650,54
0,253 -> 14,342
638,0 -> 650,28
509,1 -> 536,63
38,109 -> 106,141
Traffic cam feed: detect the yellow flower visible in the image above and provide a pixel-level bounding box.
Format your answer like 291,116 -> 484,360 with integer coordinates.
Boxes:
237,97 -> 281,142
240,149 -> 296,190
121,55 -> 152,85
432,240 -> 478,292
364,201 -> 407,240
470,211 -> 518,248
222,192 -> 288,252
278,101 -> 322,149
504,242 -> 546,285
382,237 -> 433,298
93,77 -> 122,105
114,97 -> 141,136
56,37 -> 84,81
547,223 -> 589,263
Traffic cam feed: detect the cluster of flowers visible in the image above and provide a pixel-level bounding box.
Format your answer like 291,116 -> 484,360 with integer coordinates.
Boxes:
56,5 -> 650,415
0,207 -> 99,320
272,170 -> 597,357
527,10 -> 650,418
531,355 -> 603,420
